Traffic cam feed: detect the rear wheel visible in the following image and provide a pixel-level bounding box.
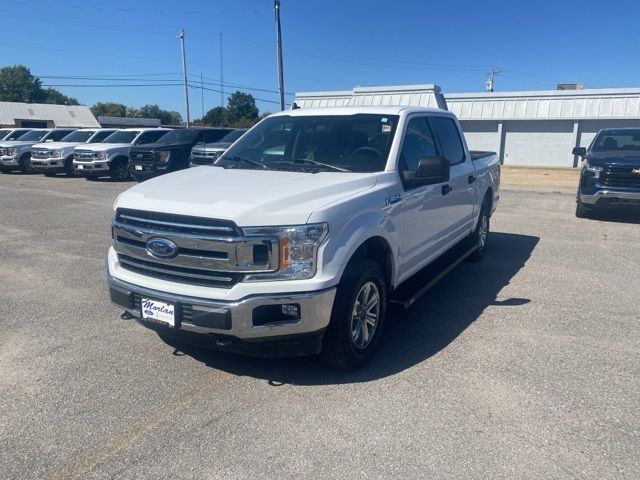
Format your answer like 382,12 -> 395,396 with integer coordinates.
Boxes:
110,158 -> 130,181
320,259 -> 387,370
19,154 -> 34,174
468,197 -> 490,262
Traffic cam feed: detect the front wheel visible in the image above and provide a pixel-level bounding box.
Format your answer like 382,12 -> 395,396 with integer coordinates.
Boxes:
575,195 -> 594,218
19,154 -> 34,174
110,158 -> 131,181
320,259 -> 387,370
64,157 -> 75,177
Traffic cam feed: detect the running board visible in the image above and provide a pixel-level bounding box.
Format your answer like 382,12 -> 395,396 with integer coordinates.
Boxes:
390,244 -> 478,310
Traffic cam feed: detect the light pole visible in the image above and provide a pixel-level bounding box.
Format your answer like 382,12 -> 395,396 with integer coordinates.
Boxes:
274,0 -> 285,111
178,26 -> 191,126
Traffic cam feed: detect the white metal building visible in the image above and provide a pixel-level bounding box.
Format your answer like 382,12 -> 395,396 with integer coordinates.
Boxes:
294,85 -> 640,168
0,101 -> 99,129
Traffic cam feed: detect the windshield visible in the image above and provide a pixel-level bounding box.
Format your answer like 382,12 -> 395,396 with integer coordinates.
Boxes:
102,130 -> 140,144
217,114 -> 399,173
593,129 -> 640,152
18,130 -> 50,141
220,129 -> 246,143
4,130 -> 30,140
156,129 -> 199,144
0,129 -> 10,139
61,130 -> 95,143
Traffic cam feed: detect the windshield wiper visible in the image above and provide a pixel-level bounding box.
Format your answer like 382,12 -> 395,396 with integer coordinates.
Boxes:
290,158 -> 350,172
223,156 -> 267,169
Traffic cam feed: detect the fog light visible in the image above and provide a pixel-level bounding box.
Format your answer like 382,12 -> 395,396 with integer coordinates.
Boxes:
252,303 -> 301,326
281,304 -> 299,317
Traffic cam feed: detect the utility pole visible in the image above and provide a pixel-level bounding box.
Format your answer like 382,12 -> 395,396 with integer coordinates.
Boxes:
274,0 -> 285,111
201,72 -> 204,119
486,67 -> 501,92
177,26 -> 190,126
219,31 -> 224,107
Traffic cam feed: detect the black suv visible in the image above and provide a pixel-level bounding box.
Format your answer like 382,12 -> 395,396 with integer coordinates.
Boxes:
129,127 -> 233,181
574,128 -> 640,218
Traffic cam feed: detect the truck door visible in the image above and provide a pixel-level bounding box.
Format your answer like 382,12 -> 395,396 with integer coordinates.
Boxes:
397,116 -> 452,280
429,116 -> 476,242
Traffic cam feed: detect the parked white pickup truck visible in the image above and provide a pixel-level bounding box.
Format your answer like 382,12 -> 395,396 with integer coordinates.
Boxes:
31,128 -> 117,176
108,106 -> 500,369
0,128 -> 76,174
73,128 -> 170,181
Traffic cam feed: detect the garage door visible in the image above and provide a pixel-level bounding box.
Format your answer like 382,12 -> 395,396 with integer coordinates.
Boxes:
503,121 -> 574,167
458,121 -> 499,153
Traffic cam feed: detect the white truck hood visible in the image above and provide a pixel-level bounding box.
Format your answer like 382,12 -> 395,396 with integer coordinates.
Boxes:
32,141 -> 82,150
116,167 -> 378,226
77,143 -> 131,152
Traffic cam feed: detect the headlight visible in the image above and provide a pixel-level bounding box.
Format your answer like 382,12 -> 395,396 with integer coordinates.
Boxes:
50,150 -> 63,158
585,162 -> 603,178
242,223 -> 328,281
157,151 -> 171,162
6,147 -> 17,156
96,152 -> 107,161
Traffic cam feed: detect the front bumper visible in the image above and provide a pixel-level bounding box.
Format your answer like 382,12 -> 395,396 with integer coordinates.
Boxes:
31,159 -> 65,173
580,189 -> 640,206
130,162 -> 168,179
0,156 -> 18,167
73,161 -> 110,176
108,274 -> 336,357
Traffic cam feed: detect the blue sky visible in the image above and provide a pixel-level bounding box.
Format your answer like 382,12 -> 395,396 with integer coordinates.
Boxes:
3,0 -> 639,118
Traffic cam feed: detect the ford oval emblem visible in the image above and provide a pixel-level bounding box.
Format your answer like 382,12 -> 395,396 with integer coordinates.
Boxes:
146,237 -> 178,259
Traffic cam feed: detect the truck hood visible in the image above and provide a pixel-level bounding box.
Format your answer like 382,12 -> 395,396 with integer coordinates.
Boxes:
32,141 -> 82,150
130,142 -> 187,151
75,143 -> 131,152
0,140 -> 40,148
588,152 -> 640,167
116,167 -> 379,226
193,141 -> 232,152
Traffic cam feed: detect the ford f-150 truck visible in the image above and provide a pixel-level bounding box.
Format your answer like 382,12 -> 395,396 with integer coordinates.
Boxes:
73,128 -> 170,181
108,106 -> 500,369
573,128 -> 640,217
189,129 -> 247,167
129,127 -> 233,181
30,128 -> 117,176
0,128 -> 76,174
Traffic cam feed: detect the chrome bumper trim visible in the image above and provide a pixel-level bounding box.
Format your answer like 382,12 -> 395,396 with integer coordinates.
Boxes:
580,189 -> 640,205
108,274 -> 336,339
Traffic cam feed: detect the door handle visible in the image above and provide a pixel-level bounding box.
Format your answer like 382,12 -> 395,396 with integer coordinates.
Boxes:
441,184 -> 451,195
468,175 -> 476,184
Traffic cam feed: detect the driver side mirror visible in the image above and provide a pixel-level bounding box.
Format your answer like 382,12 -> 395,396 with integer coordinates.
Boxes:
572,147 -> 587,157
416,156 -> 450,184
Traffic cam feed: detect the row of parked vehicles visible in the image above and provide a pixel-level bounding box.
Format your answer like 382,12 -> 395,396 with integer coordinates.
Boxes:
0,126 -> 247,181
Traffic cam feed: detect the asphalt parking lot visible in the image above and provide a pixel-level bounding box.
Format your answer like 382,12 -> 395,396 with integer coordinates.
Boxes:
0,173 -> 638,479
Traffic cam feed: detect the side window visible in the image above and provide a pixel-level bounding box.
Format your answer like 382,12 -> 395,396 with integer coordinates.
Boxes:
430,117 -> 465,166
398,117 -> 437,186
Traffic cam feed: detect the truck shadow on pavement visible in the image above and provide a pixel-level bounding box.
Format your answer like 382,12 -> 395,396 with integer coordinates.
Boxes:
156,231 -> 539,384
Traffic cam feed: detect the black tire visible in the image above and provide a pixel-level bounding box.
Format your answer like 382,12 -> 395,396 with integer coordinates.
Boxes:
110,158 -> 131,181
44,172 -> 56,177
19,154 -> 34,174
320,259 -> 387,370
64,157 -> 75,177
575,195 -> 593,218
468,196 -> 490,262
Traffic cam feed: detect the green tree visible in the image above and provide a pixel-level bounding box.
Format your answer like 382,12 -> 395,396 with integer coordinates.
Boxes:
40,88 -> 79,106
91,102 -> 128,118
135,104 -> 182,126
0,65 -> 43,102
201,106 -> 229,127
226,91 -> 258,124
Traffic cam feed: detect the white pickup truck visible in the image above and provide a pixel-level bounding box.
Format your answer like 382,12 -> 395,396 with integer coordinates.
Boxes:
73,128 -> 170,181
108,106 -> 500,369
0,129 -> 76,174
30,128 -> 117,176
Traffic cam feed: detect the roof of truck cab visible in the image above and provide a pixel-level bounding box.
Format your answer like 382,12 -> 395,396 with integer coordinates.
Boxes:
270,106 -> 452,117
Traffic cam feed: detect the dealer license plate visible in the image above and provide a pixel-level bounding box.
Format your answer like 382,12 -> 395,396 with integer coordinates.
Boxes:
141,298 -> 175,327
76,164 -> 84,170
135,165 -> 143,171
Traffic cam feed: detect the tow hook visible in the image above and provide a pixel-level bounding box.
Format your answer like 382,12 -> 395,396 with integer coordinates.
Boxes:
120,311 -> 134,320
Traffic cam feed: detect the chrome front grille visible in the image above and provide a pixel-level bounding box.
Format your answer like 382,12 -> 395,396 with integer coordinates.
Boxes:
31,149 -> 50,159
112,209 -> 279,288
130,151 -> 155,163
191,150 -> 222,165
600,166 -> 640,189
74,150 -> 98,162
